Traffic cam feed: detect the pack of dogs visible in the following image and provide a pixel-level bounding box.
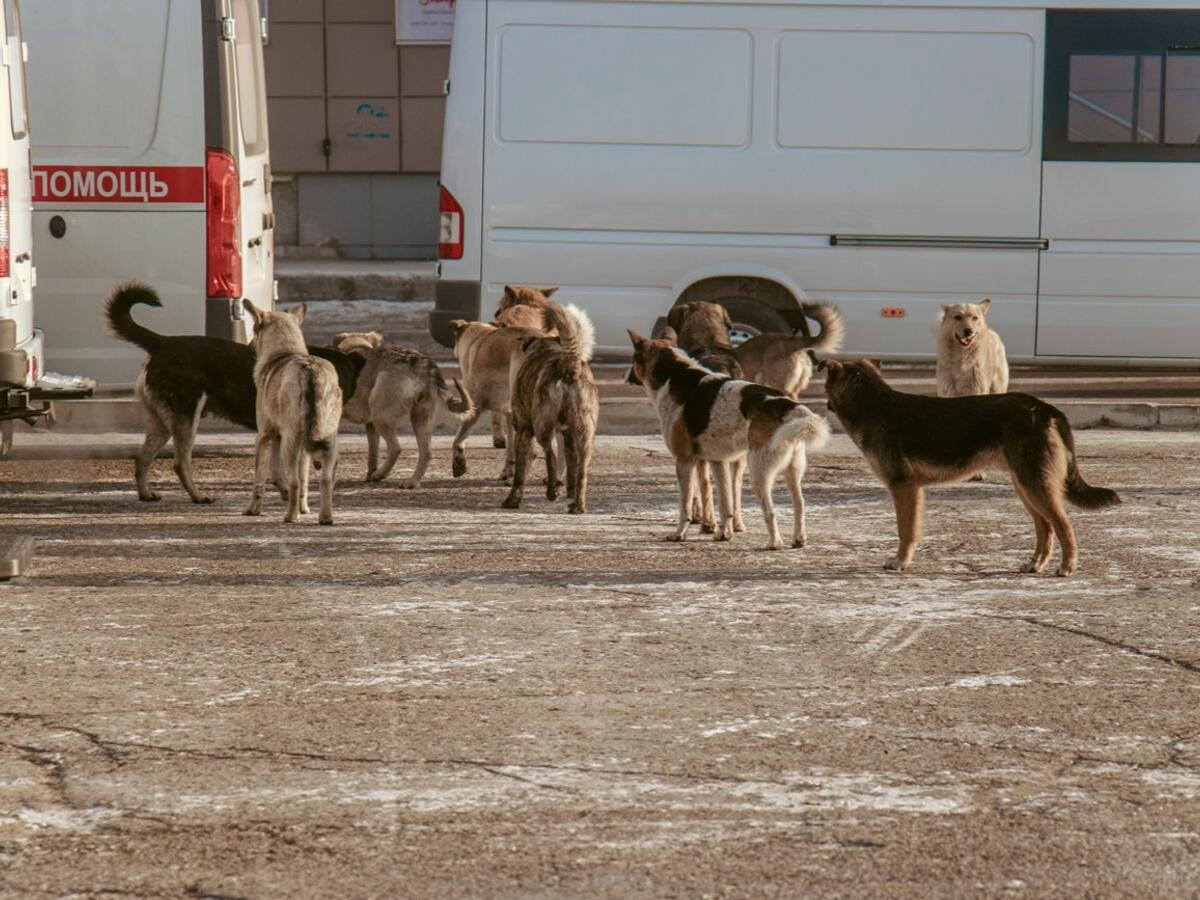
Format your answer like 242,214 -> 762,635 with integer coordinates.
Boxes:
106,283 -> 1119,575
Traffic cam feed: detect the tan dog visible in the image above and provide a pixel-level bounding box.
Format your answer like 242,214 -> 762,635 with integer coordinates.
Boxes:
823,359 -> 1118,575
242,300 -> 341,525
502,302 -> 599,513
333,331 -> 473,487
936,299 -> 1009,397
495,284 -> 558,329
448,319 -> 523,480
735,303 -> 846,398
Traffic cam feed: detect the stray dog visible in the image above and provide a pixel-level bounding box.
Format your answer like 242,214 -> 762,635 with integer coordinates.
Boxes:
449,286 -> 560,480
334,331 -> 473,487
627,331 -> 830,549
936,299 -> 1009,397
242,300 -> 342,525
105,283 -> 361,503
822,359 -> 1119,575
502,301 -> 599,513
735,303 -> 846,398
661,301 -> 746,534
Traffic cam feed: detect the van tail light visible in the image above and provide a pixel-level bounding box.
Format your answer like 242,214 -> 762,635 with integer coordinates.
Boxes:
206,149 -> 242,298
439,185 -> 463,260
0,169 -> 9,278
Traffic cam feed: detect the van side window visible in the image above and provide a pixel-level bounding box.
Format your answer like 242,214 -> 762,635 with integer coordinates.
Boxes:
232,0 -> 267,155
1045,10 -> 1200,160
3,0 -> 27,140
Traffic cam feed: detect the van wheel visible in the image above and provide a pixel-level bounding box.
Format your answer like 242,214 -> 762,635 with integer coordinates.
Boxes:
716,297 -> 791,345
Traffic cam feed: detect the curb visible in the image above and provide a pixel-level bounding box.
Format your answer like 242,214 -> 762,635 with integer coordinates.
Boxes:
40,394 -> 1200,436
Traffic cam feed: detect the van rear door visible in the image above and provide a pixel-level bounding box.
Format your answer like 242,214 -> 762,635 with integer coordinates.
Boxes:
229,0 -> 273,320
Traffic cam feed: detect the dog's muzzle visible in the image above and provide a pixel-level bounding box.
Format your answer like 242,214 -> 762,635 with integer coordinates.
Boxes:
957,331 -> 975,347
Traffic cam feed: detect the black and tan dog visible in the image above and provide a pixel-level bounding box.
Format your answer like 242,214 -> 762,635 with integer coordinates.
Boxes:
822,359 -> 1120,576
502,301 -> 599,514
628,331 -> 830,550
106,283 -> 361,503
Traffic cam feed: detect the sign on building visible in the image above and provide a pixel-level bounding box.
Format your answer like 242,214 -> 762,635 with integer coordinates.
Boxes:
396,0 -> 455,45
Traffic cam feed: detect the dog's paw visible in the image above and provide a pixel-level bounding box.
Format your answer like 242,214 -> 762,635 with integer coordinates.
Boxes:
500,496 -> 521,510
546,487 -> 560,502
734,518 -> 747,533
138,492 -> 162,502
492,437 -> 507,449
243,507 -> 261,517
1055,565 -> 1074,577
568,502 -> 585,514
191,494 -> 215,505
792,538 -> 806,549
1019,561 -> 1044,574
884,558 -> 908,572
319,516 -> 334,526
666,533 -> 687,542
452,457 -> 467,478
765,541 -> 783,551
700,522 -> 716,534
399,479 -> 419,490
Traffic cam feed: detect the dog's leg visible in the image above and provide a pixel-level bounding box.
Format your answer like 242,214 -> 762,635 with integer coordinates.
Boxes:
491,413 -> 506,449
556,431 -> 568,493
569,425 -> 593,515
750,452 -> 783,550
451,406 -> 484,478
243,432 -> 272,517
365,422 -> 379,481
271,435 -> 287,500
281,435 -> 303,524
1034,490 -> 1077,577
886,484 -> 924,571
401,407 -> 434,489
785,449 -> 807,549
711,460 -> 735,541
317,441 -> 337,526
732,456 -> 747,532
671,460 -> 695,541
541,428 -> 560,502
563,430 -> 578,505
501,426 -> 533,509
170,408 -> 213,505
298,452 -> 311,515
1014,483 -> 1054,574
369,417 -> 402,482
500,413 -> 516,483
135,408 -> 171,502
690,462 -> 716,533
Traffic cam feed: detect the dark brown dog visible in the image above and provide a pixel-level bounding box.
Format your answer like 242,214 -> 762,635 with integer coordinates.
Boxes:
822,359 -> 1120,576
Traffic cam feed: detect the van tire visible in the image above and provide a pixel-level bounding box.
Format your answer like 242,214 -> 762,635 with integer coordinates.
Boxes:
714,297 -> 791,343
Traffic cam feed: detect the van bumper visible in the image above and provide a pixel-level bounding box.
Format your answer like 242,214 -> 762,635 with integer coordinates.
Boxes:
0,327 -> 43,389
430,279 -> 482,348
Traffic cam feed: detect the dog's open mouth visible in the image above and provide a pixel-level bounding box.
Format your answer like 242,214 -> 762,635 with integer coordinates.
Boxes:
957,334 -> 975,347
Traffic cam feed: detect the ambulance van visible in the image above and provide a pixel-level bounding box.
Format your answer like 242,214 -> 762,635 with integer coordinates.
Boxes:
433,0 -> 1200,364
23,0 -> 274,384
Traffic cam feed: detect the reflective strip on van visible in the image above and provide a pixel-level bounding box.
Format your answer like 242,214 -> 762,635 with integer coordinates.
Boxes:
32,166 -> 204,204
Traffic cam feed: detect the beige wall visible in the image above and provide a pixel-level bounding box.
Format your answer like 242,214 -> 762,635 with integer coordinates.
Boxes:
264,1 -> 449,174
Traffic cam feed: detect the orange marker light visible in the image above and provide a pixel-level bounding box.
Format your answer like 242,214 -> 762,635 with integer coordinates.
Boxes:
881,307 -> 906,318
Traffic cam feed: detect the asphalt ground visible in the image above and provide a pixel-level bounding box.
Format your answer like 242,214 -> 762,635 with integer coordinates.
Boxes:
0,431 -> 1198,898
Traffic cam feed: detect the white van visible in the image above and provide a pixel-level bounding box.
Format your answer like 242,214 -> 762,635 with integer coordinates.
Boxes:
433,0 -> 1200,365
23,0 -> 274,385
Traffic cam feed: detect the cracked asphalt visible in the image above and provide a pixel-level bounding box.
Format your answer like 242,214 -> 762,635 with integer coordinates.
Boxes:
0,429 -> 1198,898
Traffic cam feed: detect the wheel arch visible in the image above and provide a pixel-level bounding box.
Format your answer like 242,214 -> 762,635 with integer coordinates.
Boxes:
669,266 -> 809,311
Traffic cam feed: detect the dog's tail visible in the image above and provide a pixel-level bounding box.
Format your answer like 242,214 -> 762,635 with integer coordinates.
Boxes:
1056,414 -> 1120,510
770,404 -> 832,455
801,303 -> 846,354
544,302 -> 596,362
430,359 -> 475,418
304,361 -> 342,468
104,281 -> 164,352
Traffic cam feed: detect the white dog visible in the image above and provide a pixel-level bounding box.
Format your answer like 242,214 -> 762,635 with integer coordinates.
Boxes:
243,300 -> 342,525
936,299 -> 1009,397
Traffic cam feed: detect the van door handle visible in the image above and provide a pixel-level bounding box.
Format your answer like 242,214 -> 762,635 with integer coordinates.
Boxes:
262,210 -> 275,231
14,253 -> 29,264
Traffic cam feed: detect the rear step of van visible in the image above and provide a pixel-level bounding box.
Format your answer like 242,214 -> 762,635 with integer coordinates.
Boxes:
0,381 -> 96,456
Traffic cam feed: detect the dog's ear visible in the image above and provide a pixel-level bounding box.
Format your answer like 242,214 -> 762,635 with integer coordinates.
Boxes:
817,359 -> 837,372
661,326 -> 678,346
861,358 -> 881,372
979,298 -> 991,315
627,328 -> 646,348
242,299 -> 267,327
541,287 -> 558,299
286,303 -> 308,325
721,306 -> 733,329
666,305 -> 687,332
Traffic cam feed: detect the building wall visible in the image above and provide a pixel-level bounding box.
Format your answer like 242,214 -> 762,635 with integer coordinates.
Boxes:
263,0 -> 449,259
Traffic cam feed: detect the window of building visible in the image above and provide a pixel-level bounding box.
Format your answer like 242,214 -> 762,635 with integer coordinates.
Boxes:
1045,10 -> 1200,161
